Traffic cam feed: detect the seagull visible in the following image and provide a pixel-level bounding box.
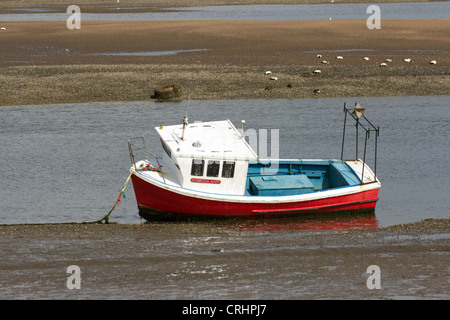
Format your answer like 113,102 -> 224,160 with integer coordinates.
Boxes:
363,57 -> 370,61
403,58 -> 412,63
265,71 -> 272,75
0,27 -> 6,31
313,69 -> 322,74
385,58 -> 392,62
380,63 -> 387,67
336,56 -> 343,60
321,60 -> 329,64
269,76 -> 278,81
429,60 -> 437,65
316,54 -> 322,58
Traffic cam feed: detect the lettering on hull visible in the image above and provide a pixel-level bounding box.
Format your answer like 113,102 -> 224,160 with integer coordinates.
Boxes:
190,178 -> 221,184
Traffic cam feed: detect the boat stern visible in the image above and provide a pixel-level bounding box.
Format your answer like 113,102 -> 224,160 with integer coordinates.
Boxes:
345,159 -> 380,186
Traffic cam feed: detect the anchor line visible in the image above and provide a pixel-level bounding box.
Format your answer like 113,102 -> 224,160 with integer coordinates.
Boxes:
87,171 -> 133,224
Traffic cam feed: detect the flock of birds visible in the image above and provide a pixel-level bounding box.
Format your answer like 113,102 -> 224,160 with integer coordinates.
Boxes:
313,54 -> 436,69
264,53 -> 438,94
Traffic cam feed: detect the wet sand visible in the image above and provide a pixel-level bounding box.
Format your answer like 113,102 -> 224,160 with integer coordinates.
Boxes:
0,19 -> 449,105
0,218 -> 449,300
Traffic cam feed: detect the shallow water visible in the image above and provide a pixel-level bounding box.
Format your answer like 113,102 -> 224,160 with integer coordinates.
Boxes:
0,96 -> 449,227
0,2 -> 449,21
90,49 -> 210,56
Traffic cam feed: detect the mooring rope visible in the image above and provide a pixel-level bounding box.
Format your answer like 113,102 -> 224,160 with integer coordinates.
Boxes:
85,171 -> 133,224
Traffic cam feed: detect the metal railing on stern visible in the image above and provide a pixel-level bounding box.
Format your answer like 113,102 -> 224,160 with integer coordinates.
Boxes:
340,103 -> 380,185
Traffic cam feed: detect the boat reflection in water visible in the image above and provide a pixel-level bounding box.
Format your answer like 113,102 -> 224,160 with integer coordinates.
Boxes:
226,212 -> 378,231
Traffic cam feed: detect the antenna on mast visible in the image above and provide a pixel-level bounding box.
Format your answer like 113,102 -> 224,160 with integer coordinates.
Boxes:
181,96 -> 190,141
185,95 -> 190,119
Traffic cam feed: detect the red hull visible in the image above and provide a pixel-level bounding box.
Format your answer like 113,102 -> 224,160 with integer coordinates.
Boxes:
131,174 -> 379,220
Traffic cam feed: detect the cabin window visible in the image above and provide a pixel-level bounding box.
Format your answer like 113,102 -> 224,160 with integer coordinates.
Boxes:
222,161 -> 235,178
191,159 -> 204,176
206,160 -> 220,177
161,139 -> 171,158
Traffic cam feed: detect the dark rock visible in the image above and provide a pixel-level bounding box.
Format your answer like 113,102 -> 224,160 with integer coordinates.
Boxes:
151,83 -> 182,100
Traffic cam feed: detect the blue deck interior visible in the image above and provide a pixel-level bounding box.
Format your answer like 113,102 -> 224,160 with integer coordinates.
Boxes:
245,160 -> 361,196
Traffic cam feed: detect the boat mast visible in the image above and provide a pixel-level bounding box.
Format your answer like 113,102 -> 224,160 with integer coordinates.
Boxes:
181,116 -> 188,140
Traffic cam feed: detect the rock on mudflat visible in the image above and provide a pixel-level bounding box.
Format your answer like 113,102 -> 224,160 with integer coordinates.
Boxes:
151,83 -> 182,100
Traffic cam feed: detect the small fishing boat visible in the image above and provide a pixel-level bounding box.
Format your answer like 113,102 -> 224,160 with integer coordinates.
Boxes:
128,103 -> 380,220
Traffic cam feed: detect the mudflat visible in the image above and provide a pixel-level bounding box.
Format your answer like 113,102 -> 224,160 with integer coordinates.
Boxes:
0,218 -> 449,299
0,19 -> 449,105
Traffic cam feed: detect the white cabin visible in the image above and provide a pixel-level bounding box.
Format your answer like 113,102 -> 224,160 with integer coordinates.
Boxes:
156,119 -> 258,195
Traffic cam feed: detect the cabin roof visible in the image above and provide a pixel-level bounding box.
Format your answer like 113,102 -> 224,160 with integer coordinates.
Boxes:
155,119 -> 259,161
